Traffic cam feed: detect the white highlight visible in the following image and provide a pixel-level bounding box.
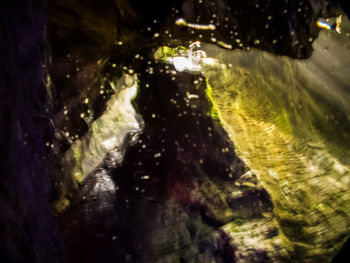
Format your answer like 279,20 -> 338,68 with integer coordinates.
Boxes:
165,41 -> 218,73
172,57 -> 201,72
176,18 -> 216,30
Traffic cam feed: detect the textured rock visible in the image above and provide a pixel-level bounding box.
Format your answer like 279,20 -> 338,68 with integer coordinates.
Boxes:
202,19 -> 350,261
1,0 -> 349,263
59,63 -> 289,262
47,0 -> 343,213
0,1 -> 63,262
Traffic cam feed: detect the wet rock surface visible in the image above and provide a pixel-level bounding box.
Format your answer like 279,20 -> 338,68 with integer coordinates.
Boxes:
47,0 -> 342,146
59,64 -> 287,262
2,0 -> 350,262
47,0 -> 343,216
0,1 -> 63,262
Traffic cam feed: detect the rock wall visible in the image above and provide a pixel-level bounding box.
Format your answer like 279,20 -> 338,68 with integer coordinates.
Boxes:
0,1 -> 63,262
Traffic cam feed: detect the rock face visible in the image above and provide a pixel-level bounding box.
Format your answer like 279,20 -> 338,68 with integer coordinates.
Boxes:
47,0 -> 342,215
1,0 -> 349,263
0,1 -> 63,262
202,23 -> 350,260
59,63 -> 287,262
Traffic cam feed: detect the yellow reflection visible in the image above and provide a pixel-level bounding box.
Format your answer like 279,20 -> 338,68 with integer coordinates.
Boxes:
175,18 -> 216,30
316,15 -> 342,34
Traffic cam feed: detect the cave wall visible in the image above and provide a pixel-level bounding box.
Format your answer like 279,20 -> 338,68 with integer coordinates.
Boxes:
0,0 -> 349,262
47,0 -> 342,212
0,1 -> 63,262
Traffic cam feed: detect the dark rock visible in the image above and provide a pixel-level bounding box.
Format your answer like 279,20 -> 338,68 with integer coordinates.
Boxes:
1,0 -> 347,262
0,1 -> 63,262
59,62 -> 286,262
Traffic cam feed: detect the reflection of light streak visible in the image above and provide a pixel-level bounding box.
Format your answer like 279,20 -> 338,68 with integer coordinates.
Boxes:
316,20 -> 332,30
168,56 -> 218,72
160,41 -> 218,72
336,15 -> 342,34
176,18 -> 216,30
189,41 -> 201,48
217,41 -> 233,49
316,15 -> 342,34
172,57 -> 201,72
102,137 -> 118,150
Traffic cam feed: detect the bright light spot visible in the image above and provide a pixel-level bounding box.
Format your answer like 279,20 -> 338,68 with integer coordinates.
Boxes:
336,15 -> 342,34
102,137 -> 118,150
175,18 -> 216,30
317,16 -> 342,34
187,93 -> 199,99
217,41 -> 232,49
317,20 -> 332,30
172,57 -> 201,72
175,18 -> 186,26
201,58 -> 218,66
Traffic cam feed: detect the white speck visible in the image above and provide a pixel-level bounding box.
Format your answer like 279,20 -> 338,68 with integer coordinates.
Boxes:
154,153 -> 161,158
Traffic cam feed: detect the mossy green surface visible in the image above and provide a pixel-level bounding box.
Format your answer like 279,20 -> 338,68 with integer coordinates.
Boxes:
202,21 -> 350,262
